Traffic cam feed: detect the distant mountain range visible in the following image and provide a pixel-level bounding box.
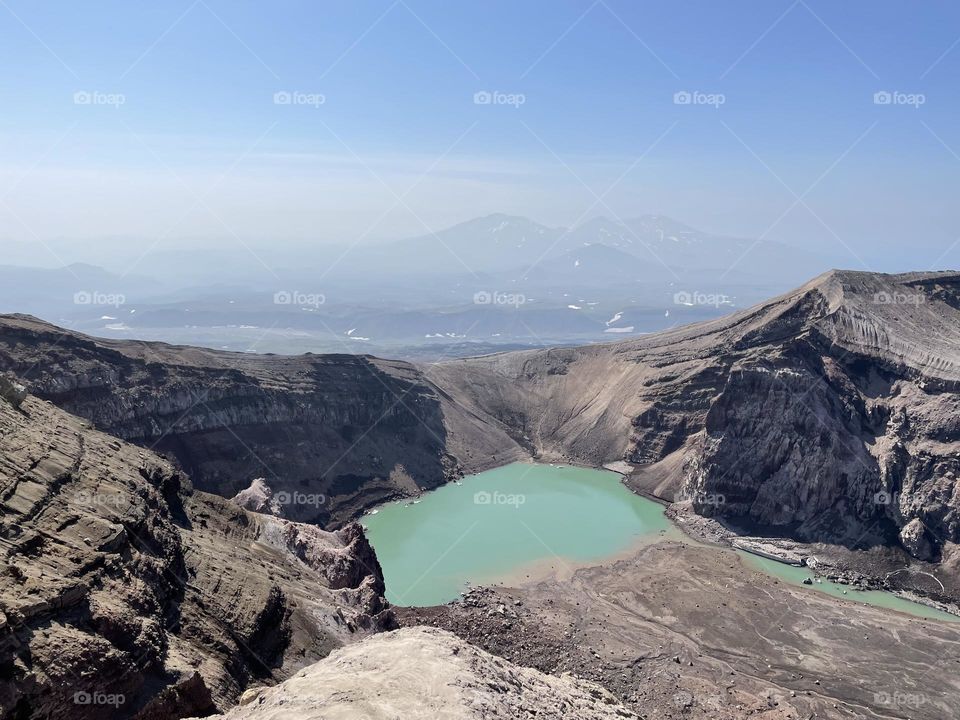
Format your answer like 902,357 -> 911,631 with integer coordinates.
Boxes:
0,214 -> 835,357
340,213 -> 827,285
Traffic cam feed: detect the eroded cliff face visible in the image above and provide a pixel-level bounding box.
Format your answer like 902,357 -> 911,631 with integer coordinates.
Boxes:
429,271 -> 960,563
679,273 -> 960,559
0,271 -> 957,567
0,319 -> 522,527
0,385 -> 392,720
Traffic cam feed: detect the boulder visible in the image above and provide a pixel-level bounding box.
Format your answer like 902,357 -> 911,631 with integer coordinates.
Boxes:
0,374 -> 27,409
900,518 -> 935,561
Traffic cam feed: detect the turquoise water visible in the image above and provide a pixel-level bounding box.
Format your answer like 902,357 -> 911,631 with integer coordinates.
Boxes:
364,462 -> 960,623
741,553 -> 960,623
362,463 -> 675,606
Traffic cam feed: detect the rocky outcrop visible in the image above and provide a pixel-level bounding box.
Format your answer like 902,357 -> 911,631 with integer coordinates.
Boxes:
198,626 -> 639,720
0,384 -> 392,719
899,518 -> 935,561
429,271 -> 960,563
0,374 -> 26,409
0,317 -> 523,527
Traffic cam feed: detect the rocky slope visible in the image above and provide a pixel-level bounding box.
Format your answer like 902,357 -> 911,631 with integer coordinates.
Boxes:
196,626 -> 639,720
0,316 -> 522,527
401,543 -> 960,720
0,382 -> 392,719
2,269 -> 959,718
1,270 -> 957,575
428,271 -> 960,567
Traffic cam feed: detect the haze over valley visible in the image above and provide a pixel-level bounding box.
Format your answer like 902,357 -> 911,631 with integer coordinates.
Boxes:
0,213 -> 835,360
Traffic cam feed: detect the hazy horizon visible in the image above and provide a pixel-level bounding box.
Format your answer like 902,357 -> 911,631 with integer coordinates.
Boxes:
2,0 -> 960,280
2,1 -> 959,360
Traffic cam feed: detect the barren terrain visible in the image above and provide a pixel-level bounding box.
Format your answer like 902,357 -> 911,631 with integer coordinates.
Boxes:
401,539 -> 960,720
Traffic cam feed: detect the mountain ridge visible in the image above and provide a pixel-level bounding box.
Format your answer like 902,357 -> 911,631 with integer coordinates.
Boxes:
426,269 -> 960,579
1,269 -> 958,597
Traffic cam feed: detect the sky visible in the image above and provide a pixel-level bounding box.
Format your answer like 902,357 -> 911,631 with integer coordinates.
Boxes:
2,0 -> 960,272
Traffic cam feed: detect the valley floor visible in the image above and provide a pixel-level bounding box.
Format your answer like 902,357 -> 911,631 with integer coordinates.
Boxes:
400,539 -> 960,720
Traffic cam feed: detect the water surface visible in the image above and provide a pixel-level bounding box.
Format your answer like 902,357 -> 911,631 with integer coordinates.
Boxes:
364,462 -> 959,623
741,553 -> 960,623
363,463 -> 674,606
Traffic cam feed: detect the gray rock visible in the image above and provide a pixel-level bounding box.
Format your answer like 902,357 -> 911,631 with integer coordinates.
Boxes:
0,373 -> 27,408
0,393 -> 391,719
200,627 -> 640,720
900,518 -> 935,561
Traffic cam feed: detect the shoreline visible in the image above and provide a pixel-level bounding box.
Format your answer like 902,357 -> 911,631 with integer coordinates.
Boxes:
477,526 -> 682,590
362,458 -> 960,621
665,501 -> 960,620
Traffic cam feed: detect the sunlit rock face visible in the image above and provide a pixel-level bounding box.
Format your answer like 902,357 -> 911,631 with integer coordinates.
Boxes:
0,388 -> 392,719
201,627 -> 640,720
428,271 -> 960,558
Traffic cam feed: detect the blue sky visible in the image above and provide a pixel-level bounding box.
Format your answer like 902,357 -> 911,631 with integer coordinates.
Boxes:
2,0 -> 960,271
